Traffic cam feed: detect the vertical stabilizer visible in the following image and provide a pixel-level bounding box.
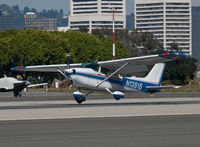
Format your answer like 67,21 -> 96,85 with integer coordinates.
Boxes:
144,63 -> 165,85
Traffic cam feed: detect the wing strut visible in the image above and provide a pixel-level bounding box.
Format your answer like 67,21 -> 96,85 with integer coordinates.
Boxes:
57,68 -> 66,77
96,62 -> 128,87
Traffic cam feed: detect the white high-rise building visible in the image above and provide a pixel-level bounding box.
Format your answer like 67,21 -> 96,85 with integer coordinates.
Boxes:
135,0 -> 191,54
69,0 -> 126,33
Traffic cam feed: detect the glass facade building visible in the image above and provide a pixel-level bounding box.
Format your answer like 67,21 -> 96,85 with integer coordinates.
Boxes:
192,7 -> 200,64
69,0 -> 126,33
135,0 -> 191,54
24,12 -> 57,31
0,11 -> 13,31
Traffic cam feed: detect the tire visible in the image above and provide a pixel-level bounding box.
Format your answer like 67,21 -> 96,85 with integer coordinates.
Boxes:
75,97 -> 83,104
114,97 -> 121,100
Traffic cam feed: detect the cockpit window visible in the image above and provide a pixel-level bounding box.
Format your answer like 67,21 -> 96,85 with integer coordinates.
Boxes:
80,62 -> 99,71
101,67 -> 111,75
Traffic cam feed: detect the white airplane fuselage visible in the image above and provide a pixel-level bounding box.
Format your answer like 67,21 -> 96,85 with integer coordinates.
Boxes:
65,66 -> 163,93
68,68 -> 126,91
0,77 -> 22,91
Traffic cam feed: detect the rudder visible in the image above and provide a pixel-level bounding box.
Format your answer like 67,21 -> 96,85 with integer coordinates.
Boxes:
144,63 -> 165,85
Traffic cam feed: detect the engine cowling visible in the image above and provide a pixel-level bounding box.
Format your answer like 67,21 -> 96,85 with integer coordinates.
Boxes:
112,91 -> 124,100
73,91 -> 86,104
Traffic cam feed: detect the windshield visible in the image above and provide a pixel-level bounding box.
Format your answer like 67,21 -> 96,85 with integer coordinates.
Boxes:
80,62 -> 99,71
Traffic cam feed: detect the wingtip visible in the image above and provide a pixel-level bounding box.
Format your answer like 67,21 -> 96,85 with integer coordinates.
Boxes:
11,66 -> 26,70
158,52 -> 189,58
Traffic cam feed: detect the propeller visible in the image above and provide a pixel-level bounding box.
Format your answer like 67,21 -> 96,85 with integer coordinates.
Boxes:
66,53 -> 71,69
57,53 -> 73,88
66,53 -> 72,86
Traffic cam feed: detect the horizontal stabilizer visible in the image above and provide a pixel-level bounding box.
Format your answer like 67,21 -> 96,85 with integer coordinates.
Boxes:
146,85 -> 181,91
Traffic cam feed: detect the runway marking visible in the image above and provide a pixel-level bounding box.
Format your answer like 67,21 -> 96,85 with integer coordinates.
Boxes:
0,97 -> 200,121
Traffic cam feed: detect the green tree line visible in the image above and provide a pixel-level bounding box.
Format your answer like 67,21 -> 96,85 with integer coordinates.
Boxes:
0,29 -> 127,77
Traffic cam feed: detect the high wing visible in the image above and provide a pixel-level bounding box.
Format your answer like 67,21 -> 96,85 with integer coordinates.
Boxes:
11,63 -> 81,72
11,52 -> 188,73
98,52 -> 188,74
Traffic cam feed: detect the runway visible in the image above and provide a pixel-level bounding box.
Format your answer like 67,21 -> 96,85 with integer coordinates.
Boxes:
0,115 -> 200,147
0,92 -> 200,146
0,97 -> 200,120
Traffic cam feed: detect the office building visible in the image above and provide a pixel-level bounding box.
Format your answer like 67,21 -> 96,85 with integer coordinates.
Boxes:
69,0 -> 126,33
24,12 -> 57,31
192,7 -> 200,64
0,11 -> 13,31
135,0 -> 191,54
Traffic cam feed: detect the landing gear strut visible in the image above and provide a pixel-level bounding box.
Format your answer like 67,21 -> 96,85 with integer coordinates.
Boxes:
14,91 -> 22,97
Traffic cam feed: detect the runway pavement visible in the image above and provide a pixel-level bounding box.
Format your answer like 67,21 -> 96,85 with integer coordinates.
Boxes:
0,115 -> 200,147
0,92 -> 200,146
0,97 -> 200,120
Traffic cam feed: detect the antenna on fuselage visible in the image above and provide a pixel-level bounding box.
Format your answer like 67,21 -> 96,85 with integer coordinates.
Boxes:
95,56 -> 100,63
65,53 -> 73,87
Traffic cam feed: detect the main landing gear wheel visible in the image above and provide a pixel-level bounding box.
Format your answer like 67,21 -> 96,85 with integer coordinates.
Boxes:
14,92 -> 22,97
114,97 -> 121,100
73,91 -> 87,104
75,97 -> 85,104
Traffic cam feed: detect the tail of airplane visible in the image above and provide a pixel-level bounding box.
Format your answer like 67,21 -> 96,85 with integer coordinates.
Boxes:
144,63 -> 181,92
143,63 -> 165,85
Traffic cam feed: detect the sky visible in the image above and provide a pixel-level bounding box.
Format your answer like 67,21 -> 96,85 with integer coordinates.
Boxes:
0,0 -> 200,15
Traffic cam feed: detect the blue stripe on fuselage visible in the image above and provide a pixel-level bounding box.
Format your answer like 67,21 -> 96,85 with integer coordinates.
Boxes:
68,72 -> 161,93
122,77 -> 160,93
68,72 -> 122,85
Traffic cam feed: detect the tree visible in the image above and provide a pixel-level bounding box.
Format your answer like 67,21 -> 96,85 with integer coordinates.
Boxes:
164,57 -> 197,85
169,40 -> 181,52
79,27 -> 89,33
92,28 -> 164,57
0,29 -> 128,77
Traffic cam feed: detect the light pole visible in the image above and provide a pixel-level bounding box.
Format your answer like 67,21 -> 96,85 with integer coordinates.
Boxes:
112,8 -> 115,60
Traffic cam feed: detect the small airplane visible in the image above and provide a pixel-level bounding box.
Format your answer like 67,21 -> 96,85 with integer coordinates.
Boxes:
12,52 -> 188,103
0,75 -> 48,97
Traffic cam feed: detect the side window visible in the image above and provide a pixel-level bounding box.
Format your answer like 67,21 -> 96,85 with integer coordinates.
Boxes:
101,67 -> 111,76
